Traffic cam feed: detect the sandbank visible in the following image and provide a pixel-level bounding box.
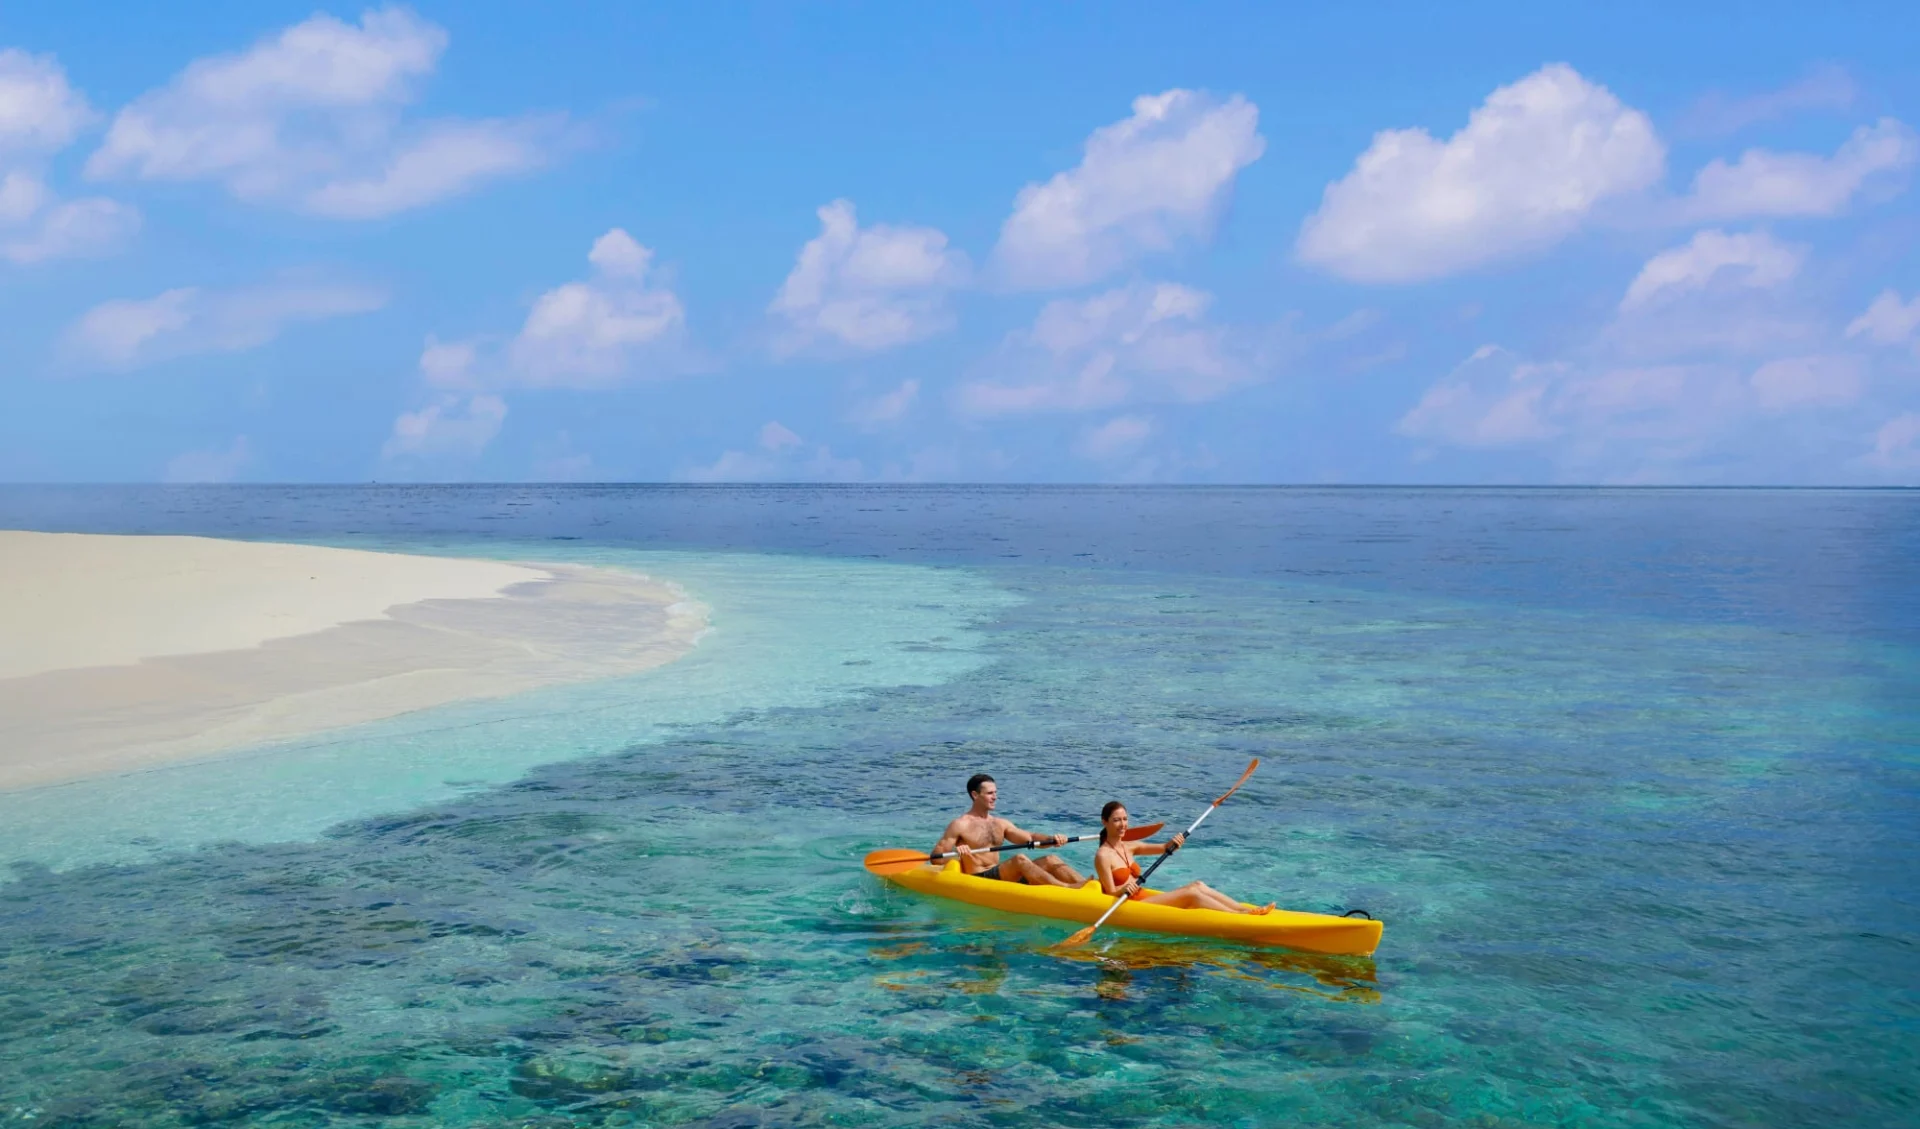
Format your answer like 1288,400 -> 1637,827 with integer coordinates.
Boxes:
0,532 -> 708,791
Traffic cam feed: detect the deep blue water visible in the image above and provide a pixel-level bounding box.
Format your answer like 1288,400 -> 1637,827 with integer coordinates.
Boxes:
0,486 -> 1915,1128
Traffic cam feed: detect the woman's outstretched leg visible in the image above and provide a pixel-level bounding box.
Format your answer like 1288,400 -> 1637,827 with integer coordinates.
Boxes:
1146,881 -> 1273,914
1184,881 -> 1256,913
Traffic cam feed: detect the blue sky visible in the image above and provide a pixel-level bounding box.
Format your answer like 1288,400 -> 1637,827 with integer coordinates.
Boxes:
2,2 -> 1918,484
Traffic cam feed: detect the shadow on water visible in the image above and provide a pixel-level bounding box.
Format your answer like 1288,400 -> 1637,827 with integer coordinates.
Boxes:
1053,938 -> 1381,1005
862,895 -> 1382,1006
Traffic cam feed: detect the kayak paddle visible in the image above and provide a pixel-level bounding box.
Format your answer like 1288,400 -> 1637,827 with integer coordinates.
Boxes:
1056,758 -> 1260,949
862,822 -> 1165,878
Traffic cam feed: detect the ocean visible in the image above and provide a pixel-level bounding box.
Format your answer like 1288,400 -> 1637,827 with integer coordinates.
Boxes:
0,485 -> 1914,1127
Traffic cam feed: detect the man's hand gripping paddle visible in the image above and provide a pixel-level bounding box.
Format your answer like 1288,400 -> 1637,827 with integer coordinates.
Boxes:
1055,758 -> 1259,949
862,823 -> 1165,878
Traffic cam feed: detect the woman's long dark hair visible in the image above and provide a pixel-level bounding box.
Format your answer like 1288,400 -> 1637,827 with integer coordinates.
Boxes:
1099,800 -> 1126,846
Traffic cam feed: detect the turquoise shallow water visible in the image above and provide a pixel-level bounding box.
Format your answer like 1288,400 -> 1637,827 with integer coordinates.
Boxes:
0,548 -> 1014,873
0,487 -> 1915,1127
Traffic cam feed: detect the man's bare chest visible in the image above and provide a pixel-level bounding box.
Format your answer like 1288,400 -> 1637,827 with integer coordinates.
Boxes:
954,819 -> 1003,848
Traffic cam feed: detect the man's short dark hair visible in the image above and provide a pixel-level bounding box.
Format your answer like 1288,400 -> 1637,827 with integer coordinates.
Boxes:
966,773 -> 995,796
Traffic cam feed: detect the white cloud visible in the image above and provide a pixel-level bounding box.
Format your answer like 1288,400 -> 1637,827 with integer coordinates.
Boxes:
589,227 -> 652,275
163,436 -> 253,483
63,280 -> 385,369
0,170 -> 45,221
1679,65 -> 1858,137
1862,413 -> 1920,472
394,230 -> 690,461
1397,346 -> 1564,447
849,378 -> 919,428
2,194 -> 140,263
86,8 -> 560,217
1620,230 -> 1804,310
771,200 -> 967,354
66,288 -> 195,365
1297,64 -> 1664,283
1075,415 -> 1154,460
758,420 -> 802,451
303,116 -> 561,219
1396,264 -> 1907,480
991,89 -> 1264,290
1554,364 -> 1705,422
507,229 -> 687,387
87,8 -> 440,189
1684,118 -> 1918,221
382,392 -> 506,460
1600,291 -> 1825,363
1322,308 -> 1383,341
0,52 -> 138,265
678,421 -> 863,482
382,340 -> 512,463
1846,291 -> 1920,347
0,48 -> 92,153
419,334 -> 479,388
1749,354 -> 1865,411
1401,347 -> 1766,484
958,283 -> 1253,417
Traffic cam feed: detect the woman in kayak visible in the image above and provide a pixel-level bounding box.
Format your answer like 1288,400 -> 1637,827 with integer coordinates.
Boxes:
1093,801 -> 1274,914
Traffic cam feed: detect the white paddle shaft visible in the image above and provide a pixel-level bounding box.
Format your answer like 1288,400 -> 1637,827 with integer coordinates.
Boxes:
1084,801 -> 1219,933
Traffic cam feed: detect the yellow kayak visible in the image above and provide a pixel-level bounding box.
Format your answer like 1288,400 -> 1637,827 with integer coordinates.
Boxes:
866,856 -> 1382,957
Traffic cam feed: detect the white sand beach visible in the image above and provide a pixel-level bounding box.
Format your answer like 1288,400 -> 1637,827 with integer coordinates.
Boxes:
0,532 -> 708,791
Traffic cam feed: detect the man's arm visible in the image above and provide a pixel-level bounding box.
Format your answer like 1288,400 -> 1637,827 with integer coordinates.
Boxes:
931,819 -> 966,857
997,819 -> 1063,848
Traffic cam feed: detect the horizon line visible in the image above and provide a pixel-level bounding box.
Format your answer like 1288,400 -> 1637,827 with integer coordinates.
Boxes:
4,482 -> 1918,492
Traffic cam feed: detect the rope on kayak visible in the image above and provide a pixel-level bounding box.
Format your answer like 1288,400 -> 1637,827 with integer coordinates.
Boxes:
1340,908 -> 1374,919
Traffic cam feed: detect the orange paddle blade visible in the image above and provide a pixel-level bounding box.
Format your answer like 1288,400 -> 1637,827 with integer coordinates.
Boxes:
1057,925 -> 1097,948
1213,758 -> 1259,807
863,849 -> 935,876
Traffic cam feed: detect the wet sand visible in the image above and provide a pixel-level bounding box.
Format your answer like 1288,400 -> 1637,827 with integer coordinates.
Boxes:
0,532 -> 707,790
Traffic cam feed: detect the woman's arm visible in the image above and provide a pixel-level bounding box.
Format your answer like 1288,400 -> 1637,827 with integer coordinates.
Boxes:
1132,832 -> 1186,857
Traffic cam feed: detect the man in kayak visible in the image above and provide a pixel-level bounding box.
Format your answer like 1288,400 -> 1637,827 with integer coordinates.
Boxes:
931,774 -> 1084,887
